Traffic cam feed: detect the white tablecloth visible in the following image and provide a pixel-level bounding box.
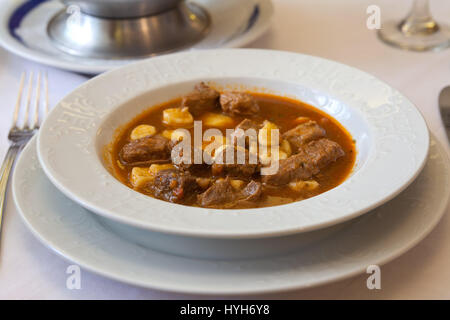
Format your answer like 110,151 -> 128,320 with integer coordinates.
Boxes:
1,0 -> 449,299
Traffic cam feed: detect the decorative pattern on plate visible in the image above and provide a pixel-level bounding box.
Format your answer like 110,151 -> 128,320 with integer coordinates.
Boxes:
37,49 -> 429,238
13,136 -> 449,294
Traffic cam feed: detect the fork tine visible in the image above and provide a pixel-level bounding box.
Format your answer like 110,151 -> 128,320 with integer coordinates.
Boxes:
23,71 -> 33,129
12,72 -> 25,129
32,72 -> 41,129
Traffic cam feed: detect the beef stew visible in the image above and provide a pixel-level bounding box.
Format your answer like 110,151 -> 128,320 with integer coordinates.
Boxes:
108,83 -> 356,209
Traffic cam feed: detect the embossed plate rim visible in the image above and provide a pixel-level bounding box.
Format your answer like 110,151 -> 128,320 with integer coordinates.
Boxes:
37,49 -> 430,238
13,136 -> 450,294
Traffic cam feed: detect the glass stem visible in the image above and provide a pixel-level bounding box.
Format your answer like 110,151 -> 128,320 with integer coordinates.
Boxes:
400,0 -> 439,35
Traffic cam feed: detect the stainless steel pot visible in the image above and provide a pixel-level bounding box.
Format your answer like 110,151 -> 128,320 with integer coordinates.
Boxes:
48,0 -> 210,59
61,0 -> 182,19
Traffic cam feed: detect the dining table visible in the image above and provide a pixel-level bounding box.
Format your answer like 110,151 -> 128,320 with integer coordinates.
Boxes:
0,0 -> 449,299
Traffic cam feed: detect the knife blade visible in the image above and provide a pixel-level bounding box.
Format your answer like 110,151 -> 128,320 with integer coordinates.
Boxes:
438,86 -> 450,143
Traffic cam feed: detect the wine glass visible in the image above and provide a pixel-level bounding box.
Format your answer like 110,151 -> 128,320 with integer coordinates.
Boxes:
378,0 -> 450,51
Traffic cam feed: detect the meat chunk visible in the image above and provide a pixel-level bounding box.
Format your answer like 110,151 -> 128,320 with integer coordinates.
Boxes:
220,92 -> 260,116
240,180 -> 262,201
233,180 -> 263,208
282,120 -> 326,151
235,118 -> 260,132
120,135 -> 172,166
170,143 -> 210,175
181,82 -> 220,116
261,152 -> 315,186
198,178 -> 236,207
198,178 -> 262,208
212,162 -> 258,178
211,146 -> 259,178
299,138 -> 345,170
231,119 -> 260,148
262,138 -> 344,186
152,169 -> 199,203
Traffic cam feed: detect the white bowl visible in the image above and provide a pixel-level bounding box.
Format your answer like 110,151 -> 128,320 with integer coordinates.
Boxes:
37,49 -> 429,239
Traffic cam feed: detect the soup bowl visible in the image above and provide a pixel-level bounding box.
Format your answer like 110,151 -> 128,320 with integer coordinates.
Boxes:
37,49 -> 429,253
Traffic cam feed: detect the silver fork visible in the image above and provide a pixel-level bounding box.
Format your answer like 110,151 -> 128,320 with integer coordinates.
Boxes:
0,72 -> 48,239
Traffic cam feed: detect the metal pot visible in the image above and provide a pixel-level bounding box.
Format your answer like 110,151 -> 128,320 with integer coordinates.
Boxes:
48,0 -> 210,59
61,0 -> 183,19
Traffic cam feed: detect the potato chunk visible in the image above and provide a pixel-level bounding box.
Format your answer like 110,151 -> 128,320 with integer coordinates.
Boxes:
149,164 -> 175,175
293,116 -> 310,125
131,167 -> 154,188
259,149 -> 288,166
161,130 -> 173,140
116,160 -> 125,170
230,179 -> 245,190
200,112 -> 234,128
163,107 -> 194,127
130,124 -> 156,140
132,164 -> 175,188
279,150 -> 288,160
196,177 -> 211,190
161,129 -> 188,142
288,180 -> 320,192
258,120 -> 279,146
280,139 -> 292,157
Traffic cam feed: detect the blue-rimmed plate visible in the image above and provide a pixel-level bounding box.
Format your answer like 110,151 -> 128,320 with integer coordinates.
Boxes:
0,0 -> 273,74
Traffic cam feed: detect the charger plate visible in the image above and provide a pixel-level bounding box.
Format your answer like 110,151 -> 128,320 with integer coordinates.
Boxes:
12,135 -> 450,295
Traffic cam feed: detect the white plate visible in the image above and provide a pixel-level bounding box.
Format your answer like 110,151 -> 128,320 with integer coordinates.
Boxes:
36,49 -> 430,238
13,135 -> 450,295
0,0 -> 273,74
